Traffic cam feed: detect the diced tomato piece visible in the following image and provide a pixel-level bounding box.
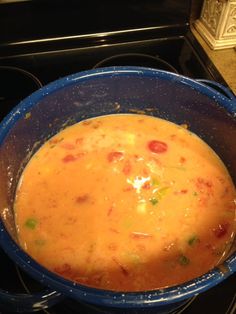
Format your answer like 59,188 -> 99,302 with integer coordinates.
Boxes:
142,182 -> 151,190
180,156 -> 186,163
205,243 -> 213,250
213,223 -> 229,238
49,138 -> 61,144
54,263 -> 72,276
75,137 -> 83,145
107,151 -> 124,162
107,206 -> 114,216
76,194 -> 89,203
196,177 -> 213,188
174,189 -> 188,195
123,186 -> 133,192
148,140 -> 168,153
142,168 -> 149,176
61,142 -> 75,150
122,160 -> 132,175
62,154 -> 77,163
109,228 -> 120,234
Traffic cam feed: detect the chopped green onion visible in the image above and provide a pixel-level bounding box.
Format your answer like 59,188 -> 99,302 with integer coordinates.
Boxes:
25,218 -> 38,230
179,255 -> 190,266
188,235 -> 199,246
149,198 -> 158,205
193,191 -> 198,196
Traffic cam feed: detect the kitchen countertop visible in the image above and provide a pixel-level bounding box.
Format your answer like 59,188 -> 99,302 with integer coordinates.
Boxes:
192,26 -> 236,95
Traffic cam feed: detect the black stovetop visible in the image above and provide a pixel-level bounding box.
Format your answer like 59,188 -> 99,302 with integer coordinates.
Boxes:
0,1 -> 235,313
0,31 -> 230,121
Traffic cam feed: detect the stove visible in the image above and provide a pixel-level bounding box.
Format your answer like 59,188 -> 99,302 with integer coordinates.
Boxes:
0,1 -> 235,313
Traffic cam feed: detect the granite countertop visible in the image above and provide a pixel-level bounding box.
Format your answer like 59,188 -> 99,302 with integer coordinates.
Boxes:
192,26 -> 236,95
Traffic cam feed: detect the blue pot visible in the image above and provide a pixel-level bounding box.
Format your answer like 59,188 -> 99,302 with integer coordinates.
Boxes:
0,67 -> 235,313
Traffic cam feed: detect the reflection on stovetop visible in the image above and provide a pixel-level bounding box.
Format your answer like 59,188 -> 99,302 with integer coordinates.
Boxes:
92,53 -> 178,73
0,32 -> 227,87
0,30 -> 235,314
0,66 -> 42,121
0,32 -> 228,120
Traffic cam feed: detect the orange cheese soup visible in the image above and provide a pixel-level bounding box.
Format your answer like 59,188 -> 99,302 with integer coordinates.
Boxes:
14,114 -> 236,291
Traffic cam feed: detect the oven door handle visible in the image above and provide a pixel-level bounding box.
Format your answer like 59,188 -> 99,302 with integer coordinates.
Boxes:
196,79 -> 236,101
0,288 -> 64,313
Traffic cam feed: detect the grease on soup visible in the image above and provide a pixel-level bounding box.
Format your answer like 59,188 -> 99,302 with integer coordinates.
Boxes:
14,114 -> 236,291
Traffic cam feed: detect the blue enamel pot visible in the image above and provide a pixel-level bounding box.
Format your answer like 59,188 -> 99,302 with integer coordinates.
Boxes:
0,67 -> 235,313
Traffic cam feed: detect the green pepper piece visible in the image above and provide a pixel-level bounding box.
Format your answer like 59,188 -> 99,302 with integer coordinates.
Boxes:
179,254 -> 190,266
149,198 -> 158,205
25,218 -> 38,230
188,235 -> 199,246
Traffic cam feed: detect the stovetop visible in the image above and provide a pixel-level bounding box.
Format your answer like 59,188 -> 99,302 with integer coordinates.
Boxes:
0,31 -> 230,121
0,1 -> 235,313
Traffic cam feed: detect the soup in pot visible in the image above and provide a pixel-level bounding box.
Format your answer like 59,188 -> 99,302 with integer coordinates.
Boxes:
14,114 -> 236,291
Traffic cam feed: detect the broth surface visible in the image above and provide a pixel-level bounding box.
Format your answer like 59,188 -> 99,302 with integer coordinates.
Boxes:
15,114 -> 236,291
